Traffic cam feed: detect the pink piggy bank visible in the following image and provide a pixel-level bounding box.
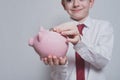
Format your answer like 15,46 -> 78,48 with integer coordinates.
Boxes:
29,27 -> 69,58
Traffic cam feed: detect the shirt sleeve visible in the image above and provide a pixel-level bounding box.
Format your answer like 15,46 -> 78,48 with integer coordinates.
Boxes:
74,21 -> 114,69
51,62 -> 68,80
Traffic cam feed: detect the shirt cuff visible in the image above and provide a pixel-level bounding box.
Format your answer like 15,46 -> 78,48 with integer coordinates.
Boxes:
73,41 -> 88,57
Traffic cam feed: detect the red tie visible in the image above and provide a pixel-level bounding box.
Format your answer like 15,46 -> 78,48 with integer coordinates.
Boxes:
76,24 -> 85,80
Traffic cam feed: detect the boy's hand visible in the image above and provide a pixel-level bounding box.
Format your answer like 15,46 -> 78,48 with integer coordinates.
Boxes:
41,55 -> 67,66
53,22 -> 81,45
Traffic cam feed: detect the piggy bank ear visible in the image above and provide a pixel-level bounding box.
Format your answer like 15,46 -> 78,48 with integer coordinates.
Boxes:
40,27 -> 45,32
28,38 -> 34,46
40,26 -> 49,32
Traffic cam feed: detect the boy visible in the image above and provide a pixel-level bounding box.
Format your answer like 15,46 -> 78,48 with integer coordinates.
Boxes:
41,0 -> 114,80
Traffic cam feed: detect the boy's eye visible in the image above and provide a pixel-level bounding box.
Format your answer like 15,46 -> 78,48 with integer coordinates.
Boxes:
66,0 -> 72,2
79,0 -> 85,1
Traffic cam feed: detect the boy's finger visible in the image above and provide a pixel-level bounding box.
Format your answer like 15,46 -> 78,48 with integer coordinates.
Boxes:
53,56 -> 59,65
61,30 -> 78,36
48,55 -> 53,65
54,24 -> 72,33
59,57 -> 67,65
43,58 -> 48,65
66,36 -> 80,44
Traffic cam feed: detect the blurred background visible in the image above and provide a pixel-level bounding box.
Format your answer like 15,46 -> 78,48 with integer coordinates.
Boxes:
0,0 -> 120,80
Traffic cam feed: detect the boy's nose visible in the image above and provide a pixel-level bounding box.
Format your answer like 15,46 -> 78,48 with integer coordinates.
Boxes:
73,0 -> 80,8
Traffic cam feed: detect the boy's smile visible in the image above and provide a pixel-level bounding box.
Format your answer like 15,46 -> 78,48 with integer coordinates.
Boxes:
71,8 -> 82,13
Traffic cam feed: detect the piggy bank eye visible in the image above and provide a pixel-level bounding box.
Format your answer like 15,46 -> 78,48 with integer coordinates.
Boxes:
37,35 -> 40,42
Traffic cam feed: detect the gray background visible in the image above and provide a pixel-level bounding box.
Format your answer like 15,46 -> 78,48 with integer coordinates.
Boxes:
0,0 -> 119,80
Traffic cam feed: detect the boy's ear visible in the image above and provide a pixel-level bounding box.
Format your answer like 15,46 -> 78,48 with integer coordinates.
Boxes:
61,0 -> 66,10
89,0 -> 94,8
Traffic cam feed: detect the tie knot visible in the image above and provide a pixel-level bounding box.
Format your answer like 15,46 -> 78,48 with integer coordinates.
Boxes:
77,24 -> 85,35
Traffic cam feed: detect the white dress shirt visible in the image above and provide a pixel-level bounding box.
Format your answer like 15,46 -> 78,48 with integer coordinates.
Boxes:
51,16 -> 114,80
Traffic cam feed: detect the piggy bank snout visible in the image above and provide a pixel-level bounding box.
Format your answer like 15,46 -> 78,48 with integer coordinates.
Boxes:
28,38 -> 34,46
28,35 -> 41,46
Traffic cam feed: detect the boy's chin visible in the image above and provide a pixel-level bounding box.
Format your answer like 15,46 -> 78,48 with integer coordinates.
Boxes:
71,17 -> 82,21
70,16 -> 87,22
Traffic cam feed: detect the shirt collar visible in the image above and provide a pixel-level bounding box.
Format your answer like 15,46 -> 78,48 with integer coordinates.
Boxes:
83,16 -> 93,28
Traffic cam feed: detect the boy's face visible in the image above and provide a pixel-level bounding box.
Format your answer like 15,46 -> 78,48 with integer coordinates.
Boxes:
62,0 -> 94,21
